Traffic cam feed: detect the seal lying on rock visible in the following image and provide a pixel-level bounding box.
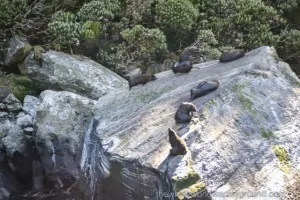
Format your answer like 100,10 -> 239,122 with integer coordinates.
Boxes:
175,102 -> 197,123
172,61 -> 192,74
190,80 -> 219,100
219,49 -> 245,63
124,68 -> 157,88
168,128 -> 188,156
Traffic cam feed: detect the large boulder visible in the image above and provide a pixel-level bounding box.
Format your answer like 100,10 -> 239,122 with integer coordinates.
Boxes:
78,46 -> 300,199
79,119 -> 174,200
34,90 -> 96,190
4,36 -> 32,67
18,50 -> 129,100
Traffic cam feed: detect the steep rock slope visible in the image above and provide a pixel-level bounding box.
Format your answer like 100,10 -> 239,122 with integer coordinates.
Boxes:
81,46 -> 300,199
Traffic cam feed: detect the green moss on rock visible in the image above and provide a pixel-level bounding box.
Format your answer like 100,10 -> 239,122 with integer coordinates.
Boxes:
33,45 -> 46,61
172,168 -> 200,193
232,83 -> 246,93
177,182 -> 209,200
272,145 -> 291,173
261,128 -> 276,140
238,95 -> 253,110
0,74 -> 39,101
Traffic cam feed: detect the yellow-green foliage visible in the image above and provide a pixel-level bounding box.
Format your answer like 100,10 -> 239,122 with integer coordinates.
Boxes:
48,11 -> 82,46
273,146 -> 290,164
0,0 -> 28,28
197,30 -> 218,45
238,95 -> 254,111
172,169 -> 200,192
121,25 -> 167,56
177,182 -> 207,200
155,0 -> 199,31
273,145 -> 291,173
33,46 -> 46,61
0,74 -> 38,101
77,0 -> 120,21
80,21 -> 102,41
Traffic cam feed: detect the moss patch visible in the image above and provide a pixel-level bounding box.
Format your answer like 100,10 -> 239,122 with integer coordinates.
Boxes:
33,45 -> 46,61
237,94 -> 257,114
0,74 -> 40,101
232,83 -> 246,93
272,145 -> 291,173
177,182 -> 209,200
172,167 -> 200,193
232,83 -> 257,114
261,128 -> 276,140
0,132 -> 6,138
205,99 -> 217,109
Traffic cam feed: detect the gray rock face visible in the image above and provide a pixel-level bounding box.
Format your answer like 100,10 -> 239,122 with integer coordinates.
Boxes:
0,94 -> 22,113
34,90 -> 96,189
87,46 -> 300,199
0,161 -> 20,200
4,36 -> 32,67
32,160 -> 44,192
79,119 -> 174,200
16,112 -> 33,128
8,46 -> 298,199
19,50 -> 129,100
1,124 -> 34,181
23,95 -> 40,117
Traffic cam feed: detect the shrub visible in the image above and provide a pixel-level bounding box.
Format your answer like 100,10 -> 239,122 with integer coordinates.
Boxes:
0,0 -> 28,29
48,11 -> 82,47
263,0 -> 298,10
77,0 -> 121,21
193,0 -> 284,49
120,25 -> 167,57
189,30 -> 233,62
154,0 -> 199,50
97,25 -> 167,74
120,0 -> 154,24
277,29 -> 300,60
155,0 -> 198,31
80,21 -> 102,41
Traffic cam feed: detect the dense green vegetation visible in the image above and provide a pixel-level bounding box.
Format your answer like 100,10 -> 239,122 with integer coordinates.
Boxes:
1,0 -> 300,76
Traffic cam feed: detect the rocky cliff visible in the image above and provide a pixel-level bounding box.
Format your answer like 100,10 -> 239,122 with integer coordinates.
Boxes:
1,46 -> 300,200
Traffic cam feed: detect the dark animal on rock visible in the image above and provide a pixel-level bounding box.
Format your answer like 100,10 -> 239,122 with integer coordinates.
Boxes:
219,49 -> 245,63
168,128 -> 188,156
190,80 -> 219,100
175,102 -> 197,124
172,61 -> 192,74
179,47 -> 198,63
